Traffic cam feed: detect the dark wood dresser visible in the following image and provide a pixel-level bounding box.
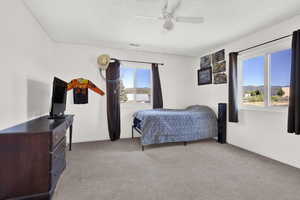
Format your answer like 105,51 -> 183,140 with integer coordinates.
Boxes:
0,115 -> 74,200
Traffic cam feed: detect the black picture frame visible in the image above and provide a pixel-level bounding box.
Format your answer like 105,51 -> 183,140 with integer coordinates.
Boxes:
198,68 -> 212,85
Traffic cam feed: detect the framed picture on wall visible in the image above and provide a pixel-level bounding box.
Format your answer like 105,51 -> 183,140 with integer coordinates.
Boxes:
214,73 -> 227,84
198,68 -> 212,85
212,49 -> 225,64
213,61 -> 226,73
200,55 -> 212,69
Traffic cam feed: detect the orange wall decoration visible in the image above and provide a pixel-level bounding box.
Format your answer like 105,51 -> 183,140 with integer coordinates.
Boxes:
67,78 -> 105,104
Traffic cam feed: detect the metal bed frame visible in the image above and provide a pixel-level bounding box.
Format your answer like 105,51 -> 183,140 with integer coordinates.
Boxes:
132,125 -> 187,151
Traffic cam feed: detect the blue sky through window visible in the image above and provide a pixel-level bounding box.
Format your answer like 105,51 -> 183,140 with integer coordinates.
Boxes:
120,67 -> 134,88
271,49 -> 291,87
136,69 -> 151,88
120,66 -> 151,88
243,56 -> 264,86
243,49 -> 291,86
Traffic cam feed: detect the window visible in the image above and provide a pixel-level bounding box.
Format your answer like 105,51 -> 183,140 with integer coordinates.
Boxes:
270,49 -> 291,106
242,56 -> 265,106
120,65 -> 151,104
241,48 -> 291,108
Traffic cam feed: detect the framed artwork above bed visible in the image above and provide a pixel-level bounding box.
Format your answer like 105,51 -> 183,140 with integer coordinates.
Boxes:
198,68 -> 212,85
200,54 -> 212,69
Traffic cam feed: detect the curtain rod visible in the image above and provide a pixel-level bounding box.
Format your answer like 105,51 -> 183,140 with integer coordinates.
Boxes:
119,59 -> 164,66
237,34 -> 292,54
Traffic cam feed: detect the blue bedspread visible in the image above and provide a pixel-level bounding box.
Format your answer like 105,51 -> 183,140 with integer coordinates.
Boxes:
133,105 -> 218,145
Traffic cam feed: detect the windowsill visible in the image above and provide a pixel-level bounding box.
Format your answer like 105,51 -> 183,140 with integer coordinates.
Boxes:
121,102 -> 152,108
240,105 -> 288,113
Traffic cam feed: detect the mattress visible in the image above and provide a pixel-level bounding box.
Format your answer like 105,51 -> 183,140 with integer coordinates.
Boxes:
133,105 -> 218,145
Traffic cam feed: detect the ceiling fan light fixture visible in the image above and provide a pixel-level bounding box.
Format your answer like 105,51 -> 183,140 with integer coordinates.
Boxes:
163,19 -> 174,31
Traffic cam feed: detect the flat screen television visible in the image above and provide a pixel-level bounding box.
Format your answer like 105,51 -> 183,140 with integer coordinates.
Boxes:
49,77 -> 67,119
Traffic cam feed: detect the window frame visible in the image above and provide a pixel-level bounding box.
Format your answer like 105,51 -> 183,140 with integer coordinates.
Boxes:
238,38 -> 291,112
119,64 -> 153,105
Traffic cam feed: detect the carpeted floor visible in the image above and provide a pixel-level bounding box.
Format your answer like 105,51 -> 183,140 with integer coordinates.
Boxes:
53,139 -> 300,200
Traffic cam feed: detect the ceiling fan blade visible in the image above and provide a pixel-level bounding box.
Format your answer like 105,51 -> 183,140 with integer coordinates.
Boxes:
175,16 -> 204,24
162,0 -> 168,13
170,0 -> 182,15
136,15 -> 163,20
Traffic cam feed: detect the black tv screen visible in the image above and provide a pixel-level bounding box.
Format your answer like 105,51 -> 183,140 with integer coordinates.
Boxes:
50,77 -> 67,119
53,85 -> 66,103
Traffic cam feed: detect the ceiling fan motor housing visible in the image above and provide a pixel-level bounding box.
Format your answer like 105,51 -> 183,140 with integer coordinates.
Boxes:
163,19 -> 174,31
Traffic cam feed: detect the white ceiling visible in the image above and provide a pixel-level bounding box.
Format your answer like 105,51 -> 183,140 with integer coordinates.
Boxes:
24,0 -> 300,56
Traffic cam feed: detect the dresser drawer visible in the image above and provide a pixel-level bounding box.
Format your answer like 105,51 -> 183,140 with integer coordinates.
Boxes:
52,123 -> 67,149
50,138 -> 66,189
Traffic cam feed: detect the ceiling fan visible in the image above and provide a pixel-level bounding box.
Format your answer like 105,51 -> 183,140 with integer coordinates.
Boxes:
136,0 -> 204,31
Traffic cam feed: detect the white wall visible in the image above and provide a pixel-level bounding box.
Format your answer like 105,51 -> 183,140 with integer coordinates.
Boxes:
191,15 -> 300,168
51,43 -> 196,143
0,0 -> 54,130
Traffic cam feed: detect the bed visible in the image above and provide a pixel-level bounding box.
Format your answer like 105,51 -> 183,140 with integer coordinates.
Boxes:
132,105 -> 218,150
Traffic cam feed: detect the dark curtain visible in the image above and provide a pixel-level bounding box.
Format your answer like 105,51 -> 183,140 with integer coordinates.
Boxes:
106,60 -> 121,141
288,30 -> 300,135
152,63 -> 163,109
228,52 -> 239,123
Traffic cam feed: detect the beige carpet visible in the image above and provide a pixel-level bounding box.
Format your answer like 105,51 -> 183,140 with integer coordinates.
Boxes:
53,139 -> 300,200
